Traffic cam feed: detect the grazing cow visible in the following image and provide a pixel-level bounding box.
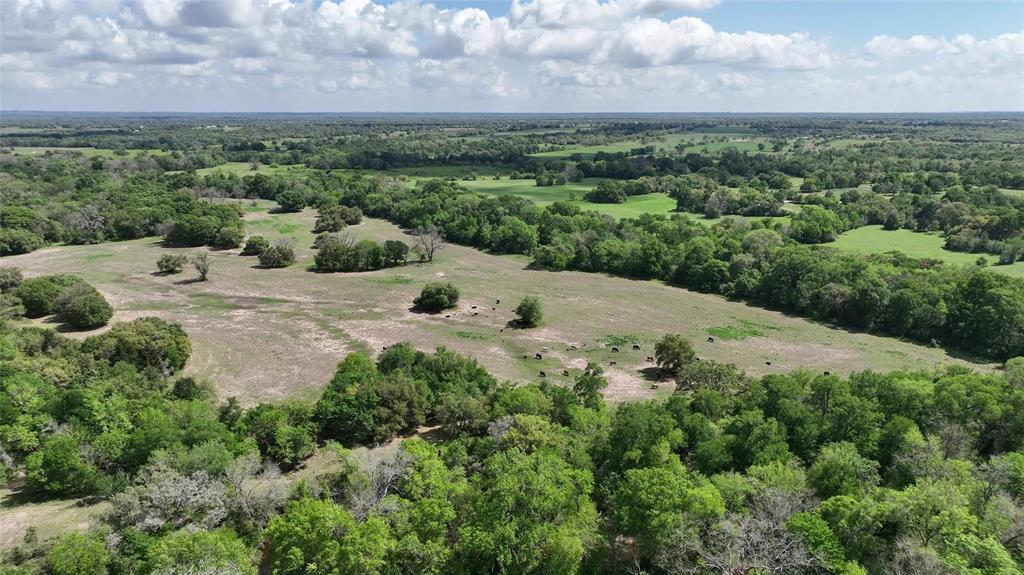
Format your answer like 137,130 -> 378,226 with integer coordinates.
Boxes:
569,345 -> 578,351
562,369 -> 570,376
707,336 -> 715,343
473,312 -> 478,316
445,315 -> 451,319
646,356 -> 654,362
472,305 -> 477,309
650,384 -> 659,390
522,354 -> 528,359
609,361 -> 617,366
766,361 -> 772,366
632,344 -> 641,351
500,328 -> 505,332
535,353 -> 542,360
612,347 -> 619,353
492,307 -> 496,310
823,371 -> 831,376
539,371 -> 546,378
382,346 -> 388,351
496,299 -> 501,304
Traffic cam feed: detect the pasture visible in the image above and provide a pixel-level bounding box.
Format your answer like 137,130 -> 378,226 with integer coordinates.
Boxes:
832,225 -> 1024,277
5,205 -> 991,408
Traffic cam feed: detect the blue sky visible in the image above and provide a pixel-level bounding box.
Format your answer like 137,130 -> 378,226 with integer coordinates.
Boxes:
2,0 -> 1021,112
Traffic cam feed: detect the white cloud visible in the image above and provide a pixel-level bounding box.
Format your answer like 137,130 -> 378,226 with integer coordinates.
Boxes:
0,0 -> 1019,111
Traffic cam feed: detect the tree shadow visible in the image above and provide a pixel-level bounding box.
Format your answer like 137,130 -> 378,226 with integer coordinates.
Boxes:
149,270 -> 184,277
173,277 -> 205,286
638,366 -> 672,383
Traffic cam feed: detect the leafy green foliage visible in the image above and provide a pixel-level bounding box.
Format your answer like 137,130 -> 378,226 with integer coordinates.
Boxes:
513,295 -> 543,328
413,282 -> 460,313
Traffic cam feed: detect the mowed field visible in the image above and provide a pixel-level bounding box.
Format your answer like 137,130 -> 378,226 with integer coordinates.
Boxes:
833,225 -> 1024,277
3,204 -> 992,408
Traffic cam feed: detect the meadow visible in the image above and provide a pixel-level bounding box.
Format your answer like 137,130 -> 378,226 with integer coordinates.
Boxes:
833,225 -> 1024,277
5,205 -> 990,409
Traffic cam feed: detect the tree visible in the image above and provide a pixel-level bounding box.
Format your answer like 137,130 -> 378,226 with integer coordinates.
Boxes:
383,240 -> 409,266
413,282 -> 459,313
258,242 -> 296,268
157,254 -> 188,274
82,317 -> 191,374
53,283 -> 113,329
413,226 -> 445,262
26,434 -> 108,497
47,533 -> 110,575
241,235 -> 269,256
788,205 -> 843,243
275,190 -> 305,213
192,251 -> 211,281
807,442 -> 880,498
613,463 -> 725,555
513,295 -> 543,327
655,334 -> 697,376
146,529 -> 256,575
213,226 -> 244,249
264,498 -> 393,575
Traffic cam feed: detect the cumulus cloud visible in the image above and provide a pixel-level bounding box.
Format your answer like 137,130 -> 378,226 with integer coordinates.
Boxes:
0,0 -> 1019,111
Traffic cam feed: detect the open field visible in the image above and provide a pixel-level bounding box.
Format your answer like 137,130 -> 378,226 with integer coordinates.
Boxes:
4,205 -> 992,408
530,132 -> 769,158
832,225 -> 1024,277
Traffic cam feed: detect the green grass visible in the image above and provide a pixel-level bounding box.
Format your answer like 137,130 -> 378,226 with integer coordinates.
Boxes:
3,209 -> 994,408
832,225 -> 1024,277
707,320 -> 777,341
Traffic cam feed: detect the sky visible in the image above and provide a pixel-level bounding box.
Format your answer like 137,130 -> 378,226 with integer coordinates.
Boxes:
1,0 -> 1022,113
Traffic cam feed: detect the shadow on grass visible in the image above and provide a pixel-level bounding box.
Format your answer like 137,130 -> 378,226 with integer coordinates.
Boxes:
173,277 -> 206,286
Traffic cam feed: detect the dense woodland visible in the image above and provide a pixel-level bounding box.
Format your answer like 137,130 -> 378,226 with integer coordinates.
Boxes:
1,317 -> 1022,574
1,113 -> 1023,574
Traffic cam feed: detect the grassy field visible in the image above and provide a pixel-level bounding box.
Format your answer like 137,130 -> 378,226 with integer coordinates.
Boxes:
4,206 -> 992,410
832,225 -> 1024,277
530,133 -> 769,158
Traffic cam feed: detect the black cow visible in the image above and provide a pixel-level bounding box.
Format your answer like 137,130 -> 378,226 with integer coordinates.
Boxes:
535,353 -> 543,360
707,336 -> 715,343
646,356 -> 654,362
612,347 -> 619,353
539,371 -> 546,378
632,344 -> 641,351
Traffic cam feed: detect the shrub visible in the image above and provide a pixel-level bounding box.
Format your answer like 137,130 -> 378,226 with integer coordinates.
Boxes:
54,283 -> 114,329
241,235 -> 270,256
14,274 -> 83,317
0,228 -> 45,256
82,317 -> 191,374
339,205 -> 363,225
212,226 -> 244,249
192,252 -> 211,281
383,240 -> 409,266
414,282 -> 460,312
0,267 -> 23,292
259,242 -> 296,268
514,296 -> 543,327
157,254 -> 188,274
275,190 -> 306,212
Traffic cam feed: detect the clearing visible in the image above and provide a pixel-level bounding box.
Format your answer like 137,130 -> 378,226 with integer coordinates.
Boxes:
3,204 -> 992,407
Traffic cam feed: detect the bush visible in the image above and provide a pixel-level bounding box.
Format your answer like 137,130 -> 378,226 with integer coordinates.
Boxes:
14,274 -> 83,317
212,226 -> 244,249
46,533 -> 110,575
514,296 -> 543,327
413,282 -> 460,312
655,333 -> 697,376
0,228 -> 45,256
0,267 -> 23,292
157,254 -> 188,274
82,317 -> 191,374
241,235 -> 270,256
192,252 -> 211,281
259,242 -> 296,268
54,283 -> 113,329
276,190 -> 306,212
